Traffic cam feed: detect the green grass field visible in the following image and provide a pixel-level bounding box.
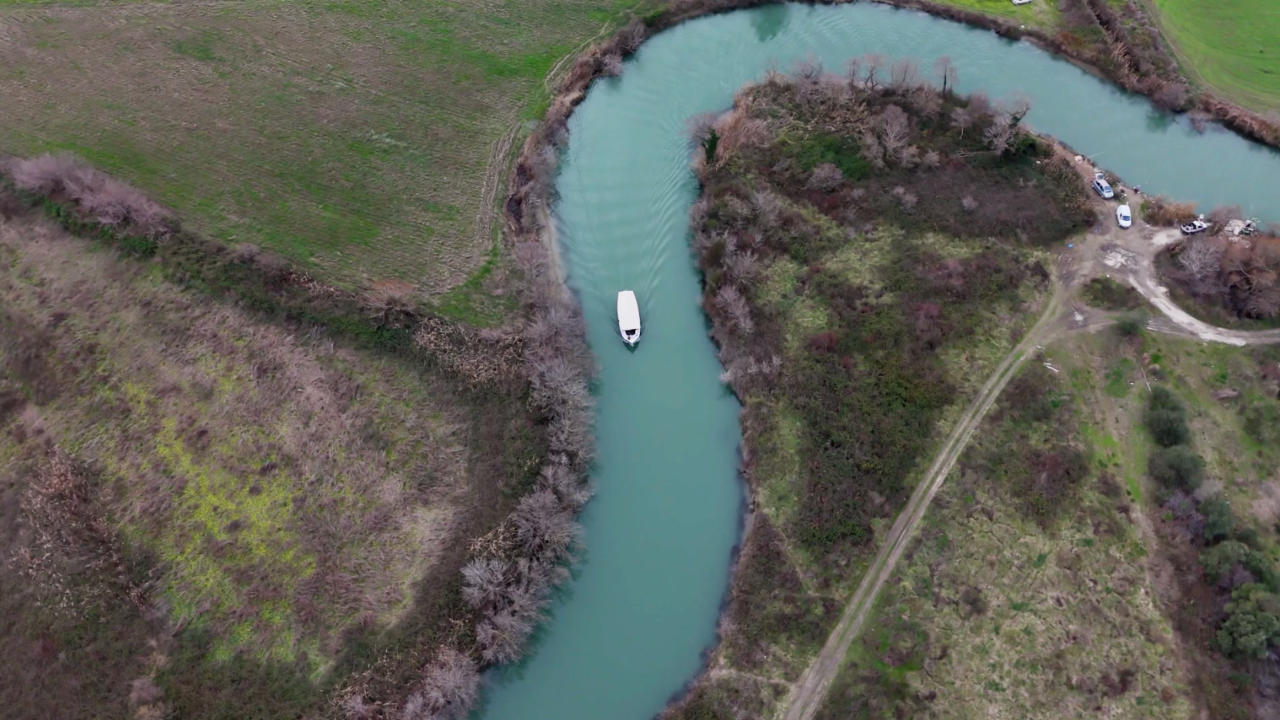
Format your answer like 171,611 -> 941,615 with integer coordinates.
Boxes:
930,0 -> 1062,31
1151,0 -> 1280,113
0,0 -> 646,313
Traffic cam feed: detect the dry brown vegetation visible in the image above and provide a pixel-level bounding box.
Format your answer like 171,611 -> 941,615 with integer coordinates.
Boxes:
0,177 -> 576,719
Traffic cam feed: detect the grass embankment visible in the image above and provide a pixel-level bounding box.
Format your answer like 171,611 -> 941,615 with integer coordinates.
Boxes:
0,0 -> 651,316
0,187 -> 547,718
1034,328 -> 1280,719
1150,0 -> 1280,114
664,71 -> 1092,719
814,360 -> 1194,719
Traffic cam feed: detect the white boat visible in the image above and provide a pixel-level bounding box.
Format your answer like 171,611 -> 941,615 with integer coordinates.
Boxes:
617,290 -> 641,347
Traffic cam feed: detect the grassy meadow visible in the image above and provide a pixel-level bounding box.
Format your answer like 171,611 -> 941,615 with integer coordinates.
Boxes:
0,196 -> 543,718
814,357 -> 1195,720
0,0 -> 648,319
1151,0 -> 1280,114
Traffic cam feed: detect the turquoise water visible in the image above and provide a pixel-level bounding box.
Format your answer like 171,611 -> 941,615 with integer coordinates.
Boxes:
478,4 -> 1280,720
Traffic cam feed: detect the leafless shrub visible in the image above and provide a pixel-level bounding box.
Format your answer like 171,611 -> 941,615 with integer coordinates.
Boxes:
860,130 -> 886,170
343,695 -> 375,720
899,191 -> 919,211
724,248 -> 760,283
900,145 -> 920,169
807,162 -> 844,192
462,557 -> 511,609
750,189 -> 783,230
600,53 -> 624,78
1005,94 -> 1033,127
1142,195 -> 1197,226
923,150 -> 941,169
1153,81 -> 1190,111
404,648 -> 480,720
961,195 -> 979,212
230,243 -> 260,263
687,112 -> 718,146
538,463 -> 592,510
1208,205 -> 1244,226
364,280 -> 420,328
477,609 -> 537,665
792,57 -> 823,83
967,91 -> 992,119
716,284 -> 753,335
614,19 -> 647,55
909,87 -> 943,119
128,677 -> 164,708
11,153 -> 174,239
710,102 -> 769,169
511,488 -> 581,560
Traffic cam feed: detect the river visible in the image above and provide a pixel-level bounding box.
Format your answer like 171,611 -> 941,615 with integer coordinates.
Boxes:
477,3 -> 1280,720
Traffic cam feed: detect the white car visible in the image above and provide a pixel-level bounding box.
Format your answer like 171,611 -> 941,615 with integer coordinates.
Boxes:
1091,173 -> 1114,200
1180,218 -> 1210,235
1115,204 -> 1132,229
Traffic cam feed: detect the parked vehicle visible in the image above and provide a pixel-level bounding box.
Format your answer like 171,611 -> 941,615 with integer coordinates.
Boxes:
617,290 -> 641,347
1091,172 -> 1114,200
1180,215 -> 1210,235
1115,204 -> 1132,229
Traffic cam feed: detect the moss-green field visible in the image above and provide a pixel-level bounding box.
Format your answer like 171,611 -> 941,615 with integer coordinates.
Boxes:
1151,0 -> 1280,113
0,0 -> 646,311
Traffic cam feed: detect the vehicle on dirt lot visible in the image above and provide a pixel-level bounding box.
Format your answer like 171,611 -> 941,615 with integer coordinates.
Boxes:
1116,204 -> 1132,229
1181,216 -> 1210,235
1091,172 -> 1114,199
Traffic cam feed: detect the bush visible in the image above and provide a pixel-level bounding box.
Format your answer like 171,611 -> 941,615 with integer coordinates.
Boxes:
1081,276 -> 1143,310
1148,444 -> 1204,491
1142,195 -> 1197,226
1115,309 -> 1148,336
1201,540 -> 1250,585
1217,584 -> 1280,660
1145,408 -> 1189,447
1200,497 -> 1236,545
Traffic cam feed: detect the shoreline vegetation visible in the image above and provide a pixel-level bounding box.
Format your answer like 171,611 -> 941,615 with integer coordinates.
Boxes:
0,149 -> 594,719
663,70 -> 1095,719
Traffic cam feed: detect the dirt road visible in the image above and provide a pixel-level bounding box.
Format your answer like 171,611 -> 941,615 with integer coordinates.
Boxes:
779,212 -> 1280,720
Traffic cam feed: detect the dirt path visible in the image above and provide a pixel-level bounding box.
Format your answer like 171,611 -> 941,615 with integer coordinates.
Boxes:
779,215 -> 1280,720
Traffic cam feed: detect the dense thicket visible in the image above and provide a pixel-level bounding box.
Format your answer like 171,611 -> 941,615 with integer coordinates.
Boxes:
691,68 -> 1088,559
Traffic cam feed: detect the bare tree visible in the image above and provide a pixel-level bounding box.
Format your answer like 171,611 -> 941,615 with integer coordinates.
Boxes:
807,162 -> 844,192
1178,237 -> 1225,294
950,107 -> 973,138
1006,94 -> 1033,127
933,55 -> 958,94
961,195 -> 979,212
845,56 -> 862,88
1207,205 -> 1244,227
889,59 -> 920,89
477,610 -> 536,664
511,489 -> 580,560
750,189 -> 783,230
861,53 -> 885,88
875,105 -> 911,162
984,114 -> 1015,155
716,284 -> 754,336
923,149 -> 942,169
